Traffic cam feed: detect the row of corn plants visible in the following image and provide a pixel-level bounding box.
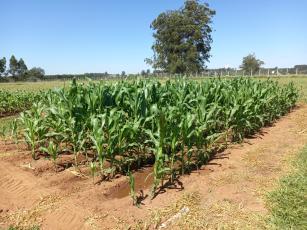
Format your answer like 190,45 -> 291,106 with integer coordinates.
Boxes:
18,78 -> 298,199
0,89 -> 42,117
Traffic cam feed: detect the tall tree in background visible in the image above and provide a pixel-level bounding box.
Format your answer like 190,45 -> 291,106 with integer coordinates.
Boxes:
147,0 -> 215,74
17,58 -> 28,77
9,56 -> 28,80
26,67 -> 45,79
9,55 -> 19,78
240,53 -> 264,76
0,57 -> 6,77
141,70 -> 146,76
3,55 -> 44,81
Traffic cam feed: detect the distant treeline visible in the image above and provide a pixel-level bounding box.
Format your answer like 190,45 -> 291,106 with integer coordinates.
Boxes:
1,55 -> 307,83
44,72 -> 152,81
0,55 -> 45,82
45,65 -> 307,81
206,65 -> 307,76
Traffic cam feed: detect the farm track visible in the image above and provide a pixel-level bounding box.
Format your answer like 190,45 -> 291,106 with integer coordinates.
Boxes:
0,104 -> 307,229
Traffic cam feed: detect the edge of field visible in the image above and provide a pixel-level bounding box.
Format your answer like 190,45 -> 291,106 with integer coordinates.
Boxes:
266,145 -> 307,229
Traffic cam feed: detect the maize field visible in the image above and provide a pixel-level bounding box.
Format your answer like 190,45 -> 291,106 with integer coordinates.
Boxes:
0,90 -> 42,117
19,78 -> 298,197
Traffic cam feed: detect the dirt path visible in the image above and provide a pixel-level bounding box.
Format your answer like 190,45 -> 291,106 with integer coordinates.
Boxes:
1,105 -> 307,230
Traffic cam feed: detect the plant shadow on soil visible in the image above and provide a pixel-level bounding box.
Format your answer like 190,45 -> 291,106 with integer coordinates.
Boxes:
0,106 -> 300,207
0,136 -> 254,205
4,141 -> 232,206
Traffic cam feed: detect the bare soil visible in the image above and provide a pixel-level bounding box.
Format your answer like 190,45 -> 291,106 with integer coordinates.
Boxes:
1,105 -> 307,230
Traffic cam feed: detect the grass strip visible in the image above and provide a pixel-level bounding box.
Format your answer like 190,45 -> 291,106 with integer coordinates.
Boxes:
266,146 -> 307,229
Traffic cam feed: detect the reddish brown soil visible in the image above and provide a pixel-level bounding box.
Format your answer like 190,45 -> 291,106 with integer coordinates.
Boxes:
1,105 -> 307,229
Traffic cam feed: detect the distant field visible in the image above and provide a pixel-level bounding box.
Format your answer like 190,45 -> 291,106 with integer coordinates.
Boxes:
266,76 -> 307,102
0,76 -> 306,101
0,78 -> 121,91
0,80 -> 67,91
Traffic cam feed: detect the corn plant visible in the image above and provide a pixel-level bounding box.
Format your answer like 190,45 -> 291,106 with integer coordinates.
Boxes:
0,89 -> 42,117
90,161 -> 97,184
90,115 -> 106,170
10,119 -> 19,144
40,141 -> 59,168
127,170 -> 137,206
146,112 -> 171,198
18,77 -> 298,200
20,104 -> 47,159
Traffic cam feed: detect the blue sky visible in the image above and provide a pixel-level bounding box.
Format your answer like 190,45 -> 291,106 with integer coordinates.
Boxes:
1,0 -> 306,74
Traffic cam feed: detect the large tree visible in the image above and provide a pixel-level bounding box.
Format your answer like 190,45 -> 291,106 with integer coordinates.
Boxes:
0,57 -> 6,77
9,56 -> 28,80
26,67 -> 45,79
147,0 -> 215,74
240,53 -> 264,75
9,55 -> 19,77
17,58 -> 28,77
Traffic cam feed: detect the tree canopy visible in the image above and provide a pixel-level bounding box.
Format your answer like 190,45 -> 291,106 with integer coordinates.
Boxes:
0,55 -> 45,81
240,53 -> 264,75
9,55 -> 19,78
294,65 -> 307,71
9,56 -> 29,80
26,67 -> 45,79
147,0 -> 215,74
17,58 -> 28,77
0,57 -> 6,77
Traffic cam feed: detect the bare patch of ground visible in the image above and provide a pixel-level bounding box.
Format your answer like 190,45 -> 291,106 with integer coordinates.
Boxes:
1,105 -> 307,229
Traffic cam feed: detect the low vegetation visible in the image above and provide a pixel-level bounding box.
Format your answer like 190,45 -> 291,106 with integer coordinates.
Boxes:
0,90 -> 42,117
17,77 -> 298,200
267,146 -> 307,229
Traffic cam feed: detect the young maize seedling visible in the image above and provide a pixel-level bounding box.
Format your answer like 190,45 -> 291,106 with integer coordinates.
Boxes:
21,113 -> 37,159
40,141 -> 59,170
11,119 -> 18,144
90,115 -> 106,171
169,136 -> 178,183
90,161 -> 97,184
127,170 -> 137,206
147,112 -> 170,198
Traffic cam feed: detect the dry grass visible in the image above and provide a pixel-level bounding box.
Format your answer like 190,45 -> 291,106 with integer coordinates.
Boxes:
0,195 -> 62,229
137,122 -> 307,229
0,81 -> 66,91
135,192 -> 268,230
